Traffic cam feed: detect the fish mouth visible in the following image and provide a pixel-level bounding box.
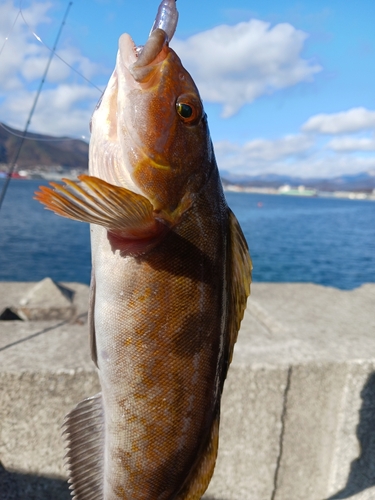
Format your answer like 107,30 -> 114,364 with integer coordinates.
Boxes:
89,1 -> 179,190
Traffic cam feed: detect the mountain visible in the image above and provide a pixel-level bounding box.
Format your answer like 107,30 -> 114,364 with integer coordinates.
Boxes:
220,171 -> 375,193
0,123 -> 88,170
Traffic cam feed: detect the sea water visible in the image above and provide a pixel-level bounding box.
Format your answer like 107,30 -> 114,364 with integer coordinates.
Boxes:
0,179 -> 374,290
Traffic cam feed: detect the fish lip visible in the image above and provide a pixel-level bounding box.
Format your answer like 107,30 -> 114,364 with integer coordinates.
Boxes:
118,33 -> 138,68
118,30 -> 169,85
117,33 -> 140,88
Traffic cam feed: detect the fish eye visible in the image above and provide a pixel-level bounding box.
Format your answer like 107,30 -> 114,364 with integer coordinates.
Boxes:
176,103 -> 193,119
175,94 -> 202,125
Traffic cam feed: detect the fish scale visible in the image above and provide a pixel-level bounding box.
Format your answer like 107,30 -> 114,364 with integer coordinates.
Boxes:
92,173 -> 226,498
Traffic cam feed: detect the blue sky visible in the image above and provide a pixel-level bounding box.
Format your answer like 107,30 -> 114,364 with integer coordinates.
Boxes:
1,0 -> 375,178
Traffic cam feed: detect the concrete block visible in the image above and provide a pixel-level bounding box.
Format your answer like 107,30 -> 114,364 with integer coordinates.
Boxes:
1,281 -> 375,499
0,281 -> 99,499
326,363 -> 375,499
205,366 -> 288,500
273,362 -> 361,499
0,280 -> 89,324
0,370 -> 100,477
17,277 -> 75,321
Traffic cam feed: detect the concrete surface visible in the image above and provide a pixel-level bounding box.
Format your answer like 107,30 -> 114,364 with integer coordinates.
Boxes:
0,281 -> 375,499
16,277 -> 76,321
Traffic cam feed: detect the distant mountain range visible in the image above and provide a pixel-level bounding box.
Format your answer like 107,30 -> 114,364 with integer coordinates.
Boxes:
0,123 -> 88,170
221,171 -> 375,193
1,123 -> 374,192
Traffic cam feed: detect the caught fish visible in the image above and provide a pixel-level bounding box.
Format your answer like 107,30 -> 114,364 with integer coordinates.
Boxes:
35,0 -> 251,498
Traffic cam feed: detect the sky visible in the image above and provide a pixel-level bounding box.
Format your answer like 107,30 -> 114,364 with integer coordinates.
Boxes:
0,0 -> 375,179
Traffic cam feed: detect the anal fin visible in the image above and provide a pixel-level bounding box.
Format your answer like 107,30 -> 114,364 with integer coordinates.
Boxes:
62,393 -> 104,500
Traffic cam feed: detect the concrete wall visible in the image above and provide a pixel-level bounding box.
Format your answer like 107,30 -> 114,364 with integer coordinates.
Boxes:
1,281 -> 375,499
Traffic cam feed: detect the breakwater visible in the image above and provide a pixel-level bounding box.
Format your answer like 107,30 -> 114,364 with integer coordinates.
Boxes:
1,279 -> 375,499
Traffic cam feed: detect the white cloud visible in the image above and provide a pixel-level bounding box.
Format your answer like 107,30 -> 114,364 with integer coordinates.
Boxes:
0,1 -> 52,89
172,19 -> 321,117
0,0 -> 105,137
215,134 -> 313,165
328,135 -> 375,152
214,127 -> 375,178
302,107 -> 375,134
216,141 -> 375,178
281,156 -> 375,178
0,0 -> 102,87
215,134 -> 318,176
2,84 -> 99,137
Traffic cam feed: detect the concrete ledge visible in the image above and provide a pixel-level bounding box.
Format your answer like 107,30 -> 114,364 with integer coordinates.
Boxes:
1,282 -> 375,499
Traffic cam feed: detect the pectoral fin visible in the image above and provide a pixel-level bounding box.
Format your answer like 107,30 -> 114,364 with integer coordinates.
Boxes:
62,393 -> 104,500
226,209 -> 252,366
35,175 -> 164,240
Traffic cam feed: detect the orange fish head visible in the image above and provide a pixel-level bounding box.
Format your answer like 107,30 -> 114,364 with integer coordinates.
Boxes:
90,27 -> 216,222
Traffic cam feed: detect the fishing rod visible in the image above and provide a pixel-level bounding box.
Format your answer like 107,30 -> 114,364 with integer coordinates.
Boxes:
0,1 -> 73,211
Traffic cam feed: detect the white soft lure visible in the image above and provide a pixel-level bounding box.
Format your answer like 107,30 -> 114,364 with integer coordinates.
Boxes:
149,0 -> 179,41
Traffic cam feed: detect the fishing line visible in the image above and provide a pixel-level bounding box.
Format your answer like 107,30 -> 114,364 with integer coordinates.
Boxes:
0,1 -> 73,211
18,9 -> 103,93
0,1 -> 103,146
0,8 -> 21,58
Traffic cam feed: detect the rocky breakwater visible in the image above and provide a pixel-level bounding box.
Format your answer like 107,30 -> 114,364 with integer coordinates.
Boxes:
0,279 -> 375,499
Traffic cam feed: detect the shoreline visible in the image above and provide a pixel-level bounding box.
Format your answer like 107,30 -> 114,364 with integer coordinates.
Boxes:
1,173 -> 374,201
224,183 -> 375,201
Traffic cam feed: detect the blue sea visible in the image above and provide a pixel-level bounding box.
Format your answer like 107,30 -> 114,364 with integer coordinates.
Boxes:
0,179 -> 374,290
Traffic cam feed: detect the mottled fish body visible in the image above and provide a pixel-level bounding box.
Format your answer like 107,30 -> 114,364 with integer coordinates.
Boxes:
35,1 -> 251,499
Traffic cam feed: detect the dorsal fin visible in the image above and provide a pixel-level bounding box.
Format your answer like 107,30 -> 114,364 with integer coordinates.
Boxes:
226,209 -> 252,367
62,393 -> 104,500
175,410 -> 220,500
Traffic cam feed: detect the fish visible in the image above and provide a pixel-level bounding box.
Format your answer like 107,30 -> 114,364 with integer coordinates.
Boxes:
35,1 -> 252,498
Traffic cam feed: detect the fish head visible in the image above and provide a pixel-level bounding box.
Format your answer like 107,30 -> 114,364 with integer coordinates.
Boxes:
90,28 -> 215,222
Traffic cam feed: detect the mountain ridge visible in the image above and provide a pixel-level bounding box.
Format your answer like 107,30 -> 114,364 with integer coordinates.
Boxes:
221,171 -> 375,192
0,123 -> 88,170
